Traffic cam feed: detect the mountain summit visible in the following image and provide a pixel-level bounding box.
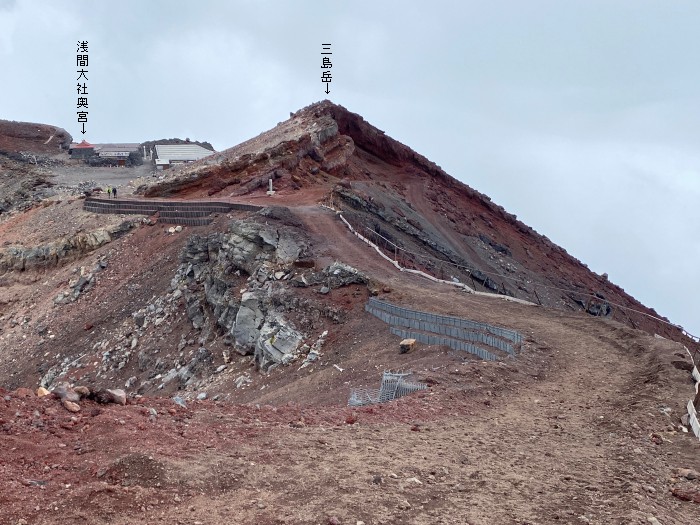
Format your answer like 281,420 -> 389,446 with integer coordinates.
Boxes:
141,100 -> 687,345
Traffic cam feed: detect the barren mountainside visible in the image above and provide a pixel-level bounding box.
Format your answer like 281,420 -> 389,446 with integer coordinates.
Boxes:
0,103 -> 699,524
142,100 -> 689,345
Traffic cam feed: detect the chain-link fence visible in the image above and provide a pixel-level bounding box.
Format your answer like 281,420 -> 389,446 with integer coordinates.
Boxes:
348,371 -> 427,407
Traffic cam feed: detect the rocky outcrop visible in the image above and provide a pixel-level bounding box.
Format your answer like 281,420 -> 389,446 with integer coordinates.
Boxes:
53,256 -> 108,305
167,213 -> 368,372
175,215 -> 309,370
0,221 -> 134,273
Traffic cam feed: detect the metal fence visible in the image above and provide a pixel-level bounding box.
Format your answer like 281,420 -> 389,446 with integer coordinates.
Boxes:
365,298 -> 521,360
348,371 -> 427,407
389,327 -> 498,361
367,297 -> 522,345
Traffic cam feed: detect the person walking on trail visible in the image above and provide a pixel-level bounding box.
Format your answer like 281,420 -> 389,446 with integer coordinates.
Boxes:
112,186 -> 117,199
107,186 -> 112,198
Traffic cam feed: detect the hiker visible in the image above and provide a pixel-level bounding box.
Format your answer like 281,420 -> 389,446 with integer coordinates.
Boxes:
107,186 -> 112,198
112,186 -> 117,199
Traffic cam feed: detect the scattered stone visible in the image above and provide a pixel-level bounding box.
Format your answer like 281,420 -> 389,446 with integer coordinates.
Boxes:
175,225 -> 183,233
319,286 -> 330,295
647,517 -> 662,525
14,388 -> 34,398
672,487 -> 700,503
397,499 -> 411,510
676,468 -> 700,481
399,338 -> 416,354
196,392 -> 207,401
234,375 -> 252,389
73,386 -> 90,397
62,400 -> 80,413
172,396 -> 187,408
36,387 -> 50,397
215,364 -> 227,373
328,517 -> 340,525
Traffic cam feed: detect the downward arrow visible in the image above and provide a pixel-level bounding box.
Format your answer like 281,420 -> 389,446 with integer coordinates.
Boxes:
81,123 -> 86,135
325,83 -> 330,94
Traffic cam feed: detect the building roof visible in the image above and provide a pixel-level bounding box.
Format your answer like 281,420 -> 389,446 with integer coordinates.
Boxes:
94,143 -> 140,153
154,144 -> 213,162
72,140 -> 94,149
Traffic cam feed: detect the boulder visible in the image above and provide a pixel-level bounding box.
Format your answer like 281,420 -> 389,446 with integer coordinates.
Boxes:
62,400 -> 80,412
255,319 -> 304,370
91,388 -> 127,405
232,291 -> 264,353
185,296 -> 206,329
13,387 -> 34,398
52,383 -> 80,403
400,338 -> 416,354
73,386 -> 91,397
36,387 -> 50,397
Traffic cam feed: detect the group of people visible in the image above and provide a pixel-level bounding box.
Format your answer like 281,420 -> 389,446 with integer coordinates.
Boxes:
106,186 -> 118,199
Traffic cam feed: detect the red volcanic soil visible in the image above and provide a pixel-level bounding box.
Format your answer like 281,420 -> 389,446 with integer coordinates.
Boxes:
2,102 -> 699,524
2,301 -> 700,524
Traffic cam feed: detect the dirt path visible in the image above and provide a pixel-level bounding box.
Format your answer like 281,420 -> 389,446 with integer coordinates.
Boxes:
3,288 -> 698,524
297,205 -> 402,283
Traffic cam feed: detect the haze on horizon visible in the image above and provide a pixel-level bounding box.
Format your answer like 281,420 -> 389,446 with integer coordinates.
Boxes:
1,0 -> 698,337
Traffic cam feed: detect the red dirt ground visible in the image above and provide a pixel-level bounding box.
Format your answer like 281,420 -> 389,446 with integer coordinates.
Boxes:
2,102 -> 699,524
2,294 -> 700,524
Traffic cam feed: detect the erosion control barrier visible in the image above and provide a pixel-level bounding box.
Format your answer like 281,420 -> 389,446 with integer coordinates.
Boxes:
83,197 -> 262,226
322,205 -> 537,306
366,297 -> 522,361
684,345 -> 700,441
389,327 -> 498,361
348,371 -> 427,407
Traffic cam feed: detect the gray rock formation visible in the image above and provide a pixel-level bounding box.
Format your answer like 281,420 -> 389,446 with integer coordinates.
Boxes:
0,221 -> 133,272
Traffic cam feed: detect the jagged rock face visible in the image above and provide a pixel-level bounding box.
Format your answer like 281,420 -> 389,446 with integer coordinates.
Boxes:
0,221 -> 134,273
176,215 -> 310,370
166,212 -> 371,373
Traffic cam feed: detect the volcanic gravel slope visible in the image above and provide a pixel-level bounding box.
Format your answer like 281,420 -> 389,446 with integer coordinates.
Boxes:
2,294 -> 700,524
1,102 -> 699,524
142,100 -> 693,347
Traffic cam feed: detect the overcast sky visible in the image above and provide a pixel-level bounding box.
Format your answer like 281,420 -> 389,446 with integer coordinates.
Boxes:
1,0 -> 698,337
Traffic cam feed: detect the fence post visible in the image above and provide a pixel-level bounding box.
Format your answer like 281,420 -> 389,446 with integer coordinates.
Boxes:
533,287 -> 542,306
